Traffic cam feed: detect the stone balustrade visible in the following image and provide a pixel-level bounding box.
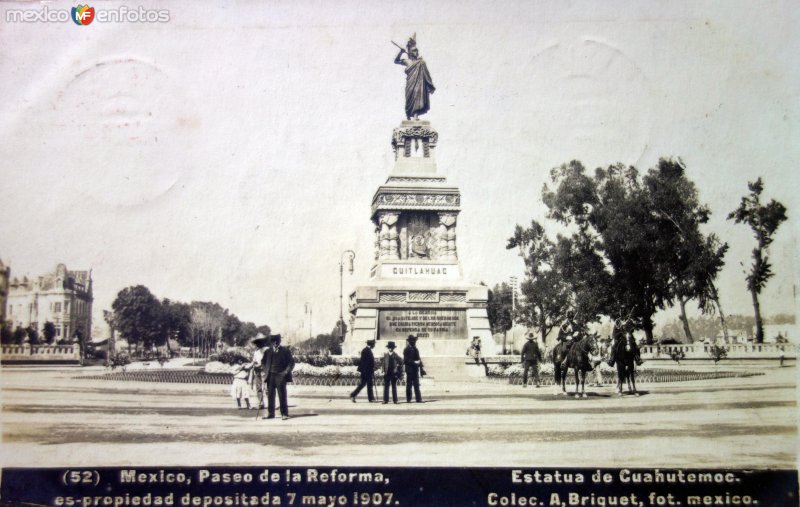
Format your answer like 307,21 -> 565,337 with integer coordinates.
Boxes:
641,342 -> 796,359
1,344 -> 80,363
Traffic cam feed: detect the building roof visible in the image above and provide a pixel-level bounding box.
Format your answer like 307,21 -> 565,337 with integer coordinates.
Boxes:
9,264 -> 92,294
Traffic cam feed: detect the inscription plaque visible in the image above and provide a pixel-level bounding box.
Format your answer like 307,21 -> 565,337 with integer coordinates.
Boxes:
378,309 -> 467,341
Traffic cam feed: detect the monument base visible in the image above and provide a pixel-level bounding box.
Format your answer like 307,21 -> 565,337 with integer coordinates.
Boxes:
344,277 -> 496,358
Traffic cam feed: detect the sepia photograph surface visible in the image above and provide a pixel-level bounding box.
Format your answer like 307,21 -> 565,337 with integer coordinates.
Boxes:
0,0 -> 797,475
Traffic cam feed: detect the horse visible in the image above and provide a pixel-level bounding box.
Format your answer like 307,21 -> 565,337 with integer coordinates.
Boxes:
550,340 -> 572,395
609,333 -> 641,396
560,334 -> 599,398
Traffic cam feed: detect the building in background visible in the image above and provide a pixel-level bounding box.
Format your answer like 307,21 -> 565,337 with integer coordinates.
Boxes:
6,263 -> 92,342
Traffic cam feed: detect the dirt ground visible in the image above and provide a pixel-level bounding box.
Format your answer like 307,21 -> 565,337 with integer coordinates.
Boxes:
0,365 -> 796,468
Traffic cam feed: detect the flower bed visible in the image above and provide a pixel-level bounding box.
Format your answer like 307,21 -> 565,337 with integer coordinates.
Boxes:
486,362 -> 762,385
79,359 -> 763,386
79,363 -> 402,387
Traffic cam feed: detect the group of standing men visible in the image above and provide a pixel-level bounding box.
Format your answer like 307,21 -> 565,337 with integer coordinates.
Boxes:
249,333 -> 295,420
350,334 -> 425,404
243,313 -> 642,416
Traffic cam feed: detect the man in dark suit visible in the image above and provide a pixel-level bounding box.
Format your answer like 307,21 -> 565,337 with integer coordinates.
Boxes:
381,341 -> 402,404
260,334 -> 295,420
350,339 -> 376,403
403,334 -> 423,403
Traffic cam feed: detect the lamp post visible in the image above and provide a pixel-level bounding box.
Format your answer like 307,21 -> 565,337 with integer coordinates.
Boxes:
338,250 -> 356,341
304,302 -> 312,340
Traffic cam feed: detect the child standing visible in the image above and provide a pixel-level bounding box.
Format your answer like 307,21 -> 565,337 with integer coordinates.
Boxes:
230,358 -> 253,409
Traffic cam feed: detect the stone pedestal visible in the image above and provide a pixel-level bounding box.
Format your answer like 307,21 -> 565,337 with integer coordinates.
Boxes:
344,120 -> 494,358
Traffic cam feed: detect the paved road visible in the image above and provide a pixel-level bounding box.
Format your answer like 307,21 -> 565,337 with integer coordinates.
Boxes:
0,366 -> 796,468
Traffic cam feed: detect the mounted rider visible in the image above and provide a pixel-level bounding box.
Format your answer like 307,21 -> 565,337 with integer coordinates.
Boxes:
556,310 -> 581,357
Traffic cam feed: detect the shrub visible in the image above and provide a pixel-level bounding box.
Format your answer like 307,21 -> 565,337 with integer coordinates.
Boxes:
109,353 -> 131,372
294,352 -> 336,367
157,353 -> 169,368
210,348 -> 250,365
504,363 -> 524,377
709,344 -> 728,365
670,350 -> 686,364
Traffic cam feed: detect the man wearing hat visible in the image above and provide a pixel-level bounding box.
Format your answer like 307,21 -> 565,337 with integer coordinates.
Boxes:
249,332 -> 270,409
350,339 -> 377,403
381,341 -> 402,404
403,334 -> 424,403
557,310 -> 578,343
520,333 -> 542,388
260,334 -> 295,420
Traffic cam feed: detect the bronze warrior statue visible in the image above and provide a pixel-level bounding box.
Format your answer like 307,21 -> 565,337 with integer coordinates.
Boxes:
393,34 -> 435,121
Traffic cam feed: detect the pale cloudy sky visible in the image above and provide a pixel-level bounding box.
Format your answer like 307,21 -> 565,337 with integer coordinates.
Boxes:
0,0 -> 797,339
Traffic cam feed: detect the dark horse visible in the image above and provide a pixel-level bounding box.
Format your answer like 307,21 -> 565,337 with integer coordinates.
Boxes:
552,334 -> 598,398
609,333 -> 641,396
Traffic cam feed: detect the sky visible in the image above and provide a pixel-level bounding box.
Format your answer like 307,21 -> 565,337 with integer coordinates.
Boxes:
0,0 -> 797,341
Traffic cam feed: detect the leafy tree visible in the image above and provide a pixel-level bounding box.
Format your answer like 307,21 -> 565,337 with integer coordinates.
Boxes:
221,313 -> 242,346
26,325 -> 40,345
160,299 -> 192,352
543,161 -> 673,342
728,178 -> 788,343
551,232 -> 613,328
541,159 -> 729,343
487,282 -> 514,353
0,321 -> 13,344
237,321 -> 259,347
507,221 -> 570,343
190,301 -> 229,358
112,285 -> 163,353
645,159 -> 728,342
12,326 -> 27,345
295,331 -> 341,355
693,236 -> 730,342
43,321 -> 57,344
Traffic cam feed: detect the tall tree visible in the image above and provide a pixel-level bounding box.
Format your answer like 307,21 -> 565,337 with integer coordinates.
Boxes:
551,232 -> 613,328
0,321 -> 13,345
728,178 -> 788,342
160,299 -> 192,353
487,282 -> 515,353
190,301 -> 228,357
112,285 -> 163,353
43,321 -> 57,344
693,236 -> 730,342
26,325 -> 40,345
221,313 -> 243,346
507,221 -> 570,343
236,321 -> 259,347
644,159 -> 728,342
543,161 -> 673,342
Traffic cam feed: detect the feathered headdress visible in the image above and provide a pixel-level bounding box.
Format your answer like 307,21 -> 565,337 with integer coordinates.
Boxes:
406,33 -> 417,51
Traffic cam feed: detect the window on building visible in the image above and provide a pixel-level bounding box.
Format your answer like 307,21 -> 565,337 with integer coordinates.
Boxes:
54,302 -> 62,313
56,326 -> 61,337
